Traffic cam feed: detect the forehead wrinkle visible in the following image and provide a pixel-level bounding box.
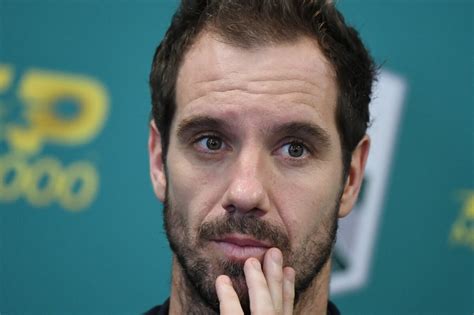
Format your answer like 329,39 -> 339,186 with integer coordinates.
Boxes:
193,73 -> 326,88
180,79 -> 329,116
174,32 -> 339,140
179,90 -> 327,125
175,33 -> 338,118
191,72 -> 329,97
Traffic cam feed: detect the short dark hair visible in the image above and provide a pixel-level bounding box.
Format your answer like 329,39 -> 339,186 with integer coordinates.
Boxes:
150,0 -> 376,176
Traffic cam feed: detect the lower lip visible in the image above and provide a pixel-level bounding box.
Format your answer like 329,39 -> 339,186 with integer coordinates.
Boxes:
212,241 -> 269,261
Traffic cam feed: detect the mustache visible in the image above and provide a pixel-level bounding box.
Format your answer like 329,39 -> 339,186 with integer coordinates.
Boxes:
198,214 -> 290,251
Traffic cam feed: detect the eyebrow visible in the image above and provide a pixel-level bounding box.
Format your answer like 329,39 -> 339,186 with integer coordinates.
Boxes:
176,116 -> 230,142
176,116 -> 332,150
270,122 -> 331,150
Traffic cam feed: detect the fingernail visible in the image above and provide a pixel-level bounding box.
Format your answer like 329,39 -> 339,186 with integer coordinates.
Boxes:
251,259 -> 261,270
223,276 -> 232,285
271,249 -> 282,265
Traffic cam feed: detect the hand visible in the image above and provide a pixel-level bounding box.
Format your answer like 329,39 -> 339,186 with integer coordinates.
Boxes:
215,247 -> 295,314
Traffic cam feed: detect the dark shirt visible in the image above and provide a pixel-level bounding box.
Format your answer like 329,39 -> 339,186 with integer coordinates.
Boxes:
144,299 -> 169,315
144,298 -> 341,314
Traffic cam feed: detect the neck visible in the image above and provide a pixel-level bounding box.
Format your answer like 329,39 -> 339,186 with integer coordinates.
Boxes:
169,255 -> 332,315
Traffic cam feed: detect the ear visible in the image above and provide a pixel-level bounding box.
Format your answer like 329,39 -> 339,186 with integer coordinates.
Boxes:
148,120 -> 167,202
338,135 -> 370,218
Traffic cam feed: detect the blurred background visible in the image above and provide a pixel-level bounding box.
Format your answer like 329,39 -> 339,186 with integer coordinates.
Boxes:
0,0 -> 472,314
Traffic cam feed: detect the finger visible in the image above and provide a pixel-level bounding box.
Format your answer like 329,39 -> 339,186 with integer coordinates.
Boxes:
244,258 -> 274,314
282,267 -> 295,315
215,275 -> 244,315
263,248 -> 283,313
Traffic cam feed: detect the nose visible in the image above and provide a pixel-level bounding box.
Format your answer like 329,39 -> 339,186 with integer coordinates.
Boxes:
222,147 -> 270,216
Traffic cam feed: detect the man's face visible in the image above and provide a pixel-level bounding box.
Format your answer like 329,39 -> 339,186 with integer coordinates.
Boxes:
150,32 -> 364,311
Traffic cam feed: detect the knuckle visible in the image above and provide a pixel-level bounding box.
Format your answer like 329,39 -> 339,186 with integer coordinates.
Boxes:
273,272 -> 283,284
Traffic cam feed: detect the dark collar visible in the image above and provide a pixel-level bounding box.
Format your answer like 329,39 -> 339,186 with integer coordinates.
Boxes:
144,298 -> 341,315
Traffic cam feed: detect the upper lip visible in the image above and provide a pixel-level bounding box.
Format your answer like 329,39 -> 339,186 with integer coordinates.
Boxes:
213,234 -> 272,247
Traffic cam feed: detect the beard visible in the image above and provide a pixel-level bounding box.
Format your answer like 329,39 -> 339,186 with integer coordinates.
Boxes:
163,192 -> 340,314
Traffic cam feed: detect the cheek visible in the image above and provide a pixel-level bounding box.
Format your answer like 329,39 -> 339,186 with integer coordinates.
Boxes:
166,148 -> 227,227
272,163 -> 342,245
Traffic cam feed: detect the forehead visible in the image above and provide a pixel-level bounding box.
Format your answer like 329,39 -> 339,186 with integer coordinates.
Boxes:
174,31 -> 338,133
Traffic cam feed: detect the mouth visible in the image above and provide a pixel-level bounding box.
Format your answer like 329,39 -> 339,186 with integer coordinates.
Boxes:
211,234 -> 271,262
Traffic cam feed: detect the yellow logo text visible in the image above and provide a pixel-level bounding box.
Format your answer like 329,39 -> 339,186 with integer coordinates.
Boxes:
450,190 -> 474,249
0,64 -> 108,211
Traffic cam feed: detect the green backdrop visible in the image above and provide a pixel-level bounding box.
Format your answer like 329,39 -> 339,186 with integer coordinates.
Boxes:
1,0 -> 472,314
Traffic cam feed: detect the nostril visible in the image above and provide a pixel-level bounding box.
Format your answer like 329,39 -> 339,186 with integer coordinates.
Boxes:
225,204 -> 237,214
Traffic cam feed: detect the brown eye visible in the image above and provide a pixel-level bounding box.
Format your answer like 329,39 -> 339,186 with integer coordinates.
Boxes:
195,135 -> 226,153
205,137 -> 222,150
288,142 -> 304,157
